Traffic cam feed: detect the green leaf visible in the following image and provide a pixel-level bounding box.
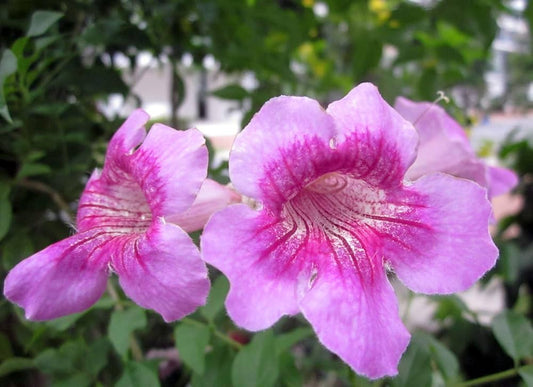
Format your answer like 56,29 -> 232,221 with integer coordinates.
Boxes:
0,50 -> 17,79
200,275 -> 229,321
17,162 -> 52,179
418,67 -> 437,100
174,322 -> 211,375
519,365 -> 533,387
0,197 -> 12,241
432,294 -> 470,321
108,307 -> 147,358
45,312 -> 86,331
116,362 -> 159,387
211,84 -> 249,101
52,372 -> 92,387
0,332 -> 13,361
2,233 -> 34,270
232,330 -> 279,387
275,327 -> 313,355
27,11 -> 63,37
0,357 -> 35,377
391,334 -> 432,387
34,343 -> 79,374
426,335 -> 459,382
0,49 -> 17,123
278,352 -> 302,387
191,344 -> 233,387
497,243 -> 522,284
492,311 -> 533,362
84,339 -> 111,376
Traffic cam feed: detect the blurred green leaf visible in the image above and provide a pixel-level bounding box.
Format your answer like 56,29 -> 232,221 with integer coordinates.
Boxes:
0,332 -> 13,361
275,327 -> 313,355
200,275 -> 229,322
391,334 -> 432,387
492,311 -> 533,362
211,84 -> 249,101
116,361 -> 159,387
2,233 -> 34,270
84,339 -> 111,376
0,197 -> 12,241
497,242 -> 522,284
53,372 -> 92,387
108,307 -> 147,358
519,365 -> 533,387
0,50 -> 17,77
418,67 -> 437,100
27,11 -> 63,37
433,295 -> 471,321
45,312 -> 86,331
426,335 -> 459,382
278,351 -> 302,387
34,341 -> 82,374
17,163 -> 52,179
232,330 -> 279,387
0,49 -> 17,123
0,357 -> 35,377
191,344 -> 233,387
174,322 -> 210,375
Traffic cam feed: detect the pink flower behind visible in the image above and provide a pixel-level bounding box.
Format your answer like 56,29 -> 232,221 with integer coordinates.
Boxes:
394,97 -> 518,198
201,83 -> 498,379
4,110 -> 211,322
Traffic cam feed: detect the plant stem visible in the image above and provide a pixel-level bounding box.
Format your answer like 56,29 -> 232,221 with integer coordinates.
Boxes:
213,329 -> 244,350
16,178 -> 73,223
454,367 -> 521,387
182,317 -> 244,350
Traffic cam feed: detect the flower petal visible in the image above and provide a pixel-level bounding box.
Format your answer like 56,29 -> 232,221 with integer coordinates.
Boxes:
167,179 -> 241,232
3,230 -> 110,320
201,204 -> 300,330
229,96 -> 336,207
487,165 -> 518,198
77,169 -> 152,233
111,221 -> 210,322
327,83 -> 419,187
104,109 -> 150,178
383,173 -> 498,293
129,125 -> 208,216
299,256 -> 409,379
395,97 -> 488,186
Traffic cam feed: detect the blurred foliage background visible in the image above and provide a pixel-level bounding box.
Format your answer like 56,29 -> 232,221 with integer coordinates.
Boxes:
1,0 -> 533,386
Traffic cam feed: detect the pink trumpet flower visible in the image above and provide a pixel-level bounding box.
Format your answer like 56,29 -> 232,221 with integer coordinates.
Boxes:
4,110 -> 212,322
201,83 -> 498,379
394,97 -> 518,198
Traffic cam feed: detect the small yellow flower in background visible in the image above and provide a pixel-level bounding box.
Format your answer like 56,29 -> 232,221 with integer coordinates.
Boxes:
369,0 -> 391,23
